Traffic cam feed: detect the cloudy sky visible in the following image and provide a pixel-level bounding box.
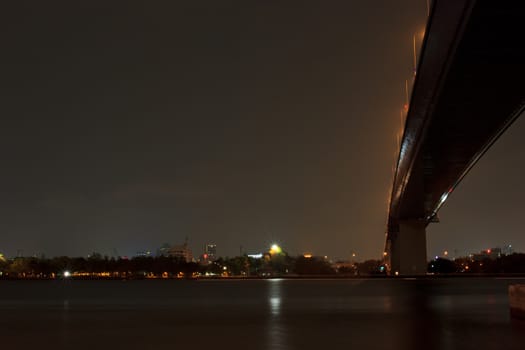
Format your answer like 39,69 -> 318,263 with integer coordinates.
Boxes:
1,0 -> 523,260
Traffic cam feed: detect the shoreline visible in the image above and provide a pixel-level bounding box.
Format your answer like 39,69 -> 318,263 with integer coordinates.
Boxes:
2,273 -> 525,281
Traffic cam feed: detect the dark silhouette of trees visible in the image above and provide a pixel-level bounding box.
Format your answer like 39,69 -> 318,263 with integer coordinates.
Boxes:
356,259 -> 383,275
2,253 -> 525,279
294,256 -> 335,275
428,258 -> 457,274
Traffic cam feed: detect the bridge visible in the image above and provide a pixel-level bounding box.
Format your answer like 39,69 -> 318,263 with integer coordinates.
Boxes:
385,0 -> 525,275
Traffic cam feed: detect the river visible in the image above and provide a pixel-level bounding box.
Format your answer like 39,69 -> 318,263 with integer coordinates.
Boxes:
1,277 -> 524,349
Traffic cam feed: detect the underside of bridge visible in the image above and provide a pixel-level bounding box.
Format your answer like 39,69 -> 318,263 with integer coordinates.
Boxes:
386,0 -> 525,275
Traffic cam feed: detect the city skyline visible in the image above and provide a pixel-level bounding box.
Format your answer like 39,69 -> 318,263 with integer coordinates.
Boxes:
1,234 -> 521,263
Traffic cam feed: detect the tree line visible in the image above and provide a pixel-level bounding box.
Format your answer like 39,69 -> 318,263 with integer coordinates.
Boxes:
8,252 -> 523,278
0,254 -> 387,279
428,253 -> 525,274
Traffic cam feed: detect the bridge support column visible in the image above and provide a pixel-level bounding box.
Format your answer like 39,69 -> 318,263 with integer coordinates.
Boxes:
390,221 -> 427,275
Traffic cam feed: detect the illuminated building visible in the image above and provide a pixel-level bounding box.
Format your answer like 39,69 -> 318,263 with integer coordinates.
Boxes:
471,247 -> 504,261
333,260 -> 356,274
205,244 -> 217,261
135,251 -> 151,258
269,244 -> 282,255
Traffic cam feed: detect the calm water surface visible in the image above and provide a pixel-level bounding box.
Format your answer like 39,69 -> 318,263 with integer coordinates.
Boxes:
1,278 -> 524,350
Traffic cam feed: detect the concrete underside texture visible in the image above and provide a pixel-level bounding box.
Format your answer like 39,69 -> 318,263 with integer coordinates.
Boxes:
390,221 -> 428,275
509,285 -> 525,320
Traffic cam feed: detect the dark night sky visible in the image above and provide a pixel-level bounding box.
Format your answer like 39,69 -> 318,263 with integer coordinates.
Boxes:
1,1 -> 523,260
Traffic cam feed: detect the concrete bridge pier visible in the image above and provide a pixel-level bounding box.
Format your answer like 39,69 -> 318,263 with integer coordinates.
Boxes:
389,220 -> 428,275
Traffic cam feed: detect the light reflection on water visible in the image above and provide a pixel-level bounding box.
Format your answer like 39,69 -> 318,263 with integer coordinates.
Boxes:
267,279 -> 287,349
269,296 -> 281,315
0,278 -> 523,350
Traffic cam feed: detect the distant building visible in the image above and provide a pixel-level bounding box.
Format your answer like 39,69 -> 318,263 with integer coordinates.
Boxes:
471,247 -> 503,261
157,243 -> 171,257
134,251 -> 152,258
503,245 -> 514,256
168,242 -> 193,263
332,260 -> 356,273
488,248 -> 502,259
205,244 -> 217,261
